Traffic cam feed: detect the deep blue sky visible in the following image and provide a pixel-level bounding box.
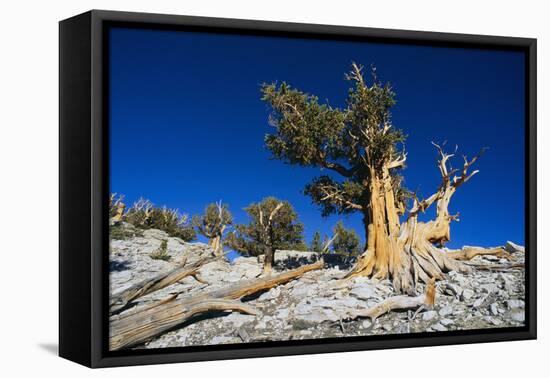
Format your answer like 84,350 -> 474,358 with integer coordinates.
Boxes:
109,27 -> 525,254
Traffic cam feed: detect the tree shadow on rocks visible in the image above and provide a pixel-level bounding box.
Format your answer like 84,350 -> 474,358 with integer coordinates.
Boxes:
319,254 -> 357,270
275,253 -> 357,271
275,254 -> 320,270
110,260 -> 131,272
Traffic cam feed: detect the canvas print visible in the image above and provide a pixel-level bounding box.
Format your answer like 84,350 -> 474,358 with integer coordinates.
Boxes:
108,28 -> 526,351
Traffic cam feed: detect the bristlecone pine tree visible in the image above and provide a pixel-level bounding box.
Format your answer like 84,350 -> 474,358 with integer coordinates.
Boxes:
192,202 -> 233,256
261,62 -> 502,294
226,197 -> 304,274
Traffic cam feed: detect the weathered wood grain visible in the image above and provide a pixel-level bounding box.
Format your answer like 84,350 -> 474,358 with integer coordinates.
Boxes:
110,255 -> 217,313
347,278 -> 436,321
446,246 -> 512,261
110,260 -> 323,350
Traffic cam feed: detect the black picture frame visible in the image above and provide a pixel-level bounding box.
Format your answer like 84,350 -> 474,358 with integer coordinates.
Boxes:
59,9 -> 537,368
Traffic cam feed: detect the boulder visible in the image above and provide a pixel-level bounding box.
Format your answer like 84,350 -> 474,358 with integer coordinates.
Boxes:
422,311 -> 437,321
509,309 -> 525,322
505,299 -> 525,309
349,285 -> 377,300
504,241 -> 525,254
439,305 -> 454,317
461,289 -> 475,301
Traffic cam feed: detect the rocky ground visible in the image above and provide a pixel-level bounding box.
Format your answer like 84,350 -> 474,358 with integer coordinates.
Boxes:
110,224 -> 525,350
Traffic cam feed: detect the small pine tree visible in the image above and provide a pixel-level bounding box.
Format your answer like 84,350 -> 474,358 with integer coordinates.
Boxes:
310,231 -> 323,252
332,221 -> 361,256
192,202 -> 233,256
225,197 -> 304,274
291,241 -> 309,252
149,240 -> 171,261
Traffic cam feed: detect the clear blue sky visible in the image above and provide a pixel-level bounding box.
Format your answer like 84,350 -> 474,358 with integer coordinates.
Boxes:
109,27 -> 525,254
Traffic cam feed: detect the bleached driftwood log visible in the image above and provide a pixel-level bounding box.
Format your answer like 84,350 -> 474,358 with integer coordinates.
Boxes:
347,278 -> 436,322
446,246 -> 512,261
109,255 -> 216,313
110,260 -> 323,351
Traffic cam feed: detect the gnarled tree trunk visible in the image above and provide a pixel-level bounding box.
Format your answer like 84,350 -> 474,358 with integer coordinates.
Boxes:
259,202 -> 283,275
347,144 -> 502,294
263,245 -> 275,275
208,232 -> 224,257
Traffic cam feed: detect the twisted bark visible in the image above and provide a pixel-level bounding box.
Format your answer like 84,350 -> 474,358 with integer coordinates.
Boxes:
346,144 -> 503,294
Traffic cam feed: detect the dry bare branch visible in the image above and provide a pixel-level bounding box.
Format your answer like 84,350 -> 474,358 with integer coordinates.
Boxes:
109,256 -> 217,313
346,278 -> 436,321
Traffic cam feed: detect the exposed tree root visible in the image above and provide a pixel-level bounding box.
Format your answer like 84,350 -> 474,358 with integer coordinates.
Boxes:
109,255 -> 217,313
109,260 -> 323,350
347,278 -> 436,322
345,217 -> 472,295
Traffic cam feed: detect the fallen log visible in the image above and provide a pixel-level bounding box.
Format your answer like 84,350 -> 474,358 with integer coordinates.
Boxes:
446,246 -> 512,261
347,278 -> 436,321
110,260 -> 323,351
206,259 -> 323,300
464,262 -> 525,271
110,255 -> 217,313
111,294 -> 178,321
